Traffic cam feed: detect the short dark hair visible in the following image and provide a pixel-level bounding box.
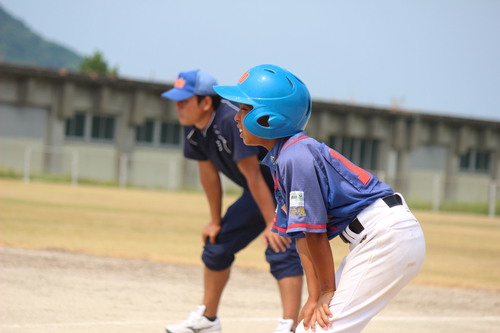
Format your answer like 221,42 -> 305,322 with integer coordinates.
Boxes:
196,95 -> 222,109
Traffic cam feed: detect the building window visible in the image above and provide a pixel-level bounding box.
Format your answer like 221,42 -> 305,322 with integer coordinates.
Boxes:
328,136 -> 379,171
460,150 -> 491,173
65,113 -> 115,143
65,113 -> 86,138
160,121 -> 181,145
91,115 -> 115,141
136,119 -> 155,144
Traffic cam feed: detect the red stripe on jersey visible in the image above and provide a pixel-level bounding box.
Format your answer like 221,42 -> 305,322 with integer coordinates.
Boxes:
328,148 -> 371,185
273,174 -> 279,190
274,223 -> 339,232
288,222 -> 327,229
273,135 -> 309,194
281,136 -> 309,154
272,224 -> 287,233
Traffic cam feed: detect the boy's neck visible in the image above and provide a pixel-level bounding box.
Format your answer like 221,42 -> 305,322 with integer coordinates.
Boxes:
195,109 -> 215,130
262,138 -> 279,151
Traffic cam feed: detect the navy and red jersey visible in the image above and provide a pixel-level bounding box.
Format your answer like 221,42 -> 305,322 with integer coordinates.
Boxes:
261,131 -> 394,240
183,99 -> 272,190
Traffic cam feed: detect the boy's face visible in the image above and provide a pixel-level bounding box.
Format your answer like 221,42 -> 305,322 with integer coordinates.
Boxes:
175,95 -> 212,129
235,103 -> 272,148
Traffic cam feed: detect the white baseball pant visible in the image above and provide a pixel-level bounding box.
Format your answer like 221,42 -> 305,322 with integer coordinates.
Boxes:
296,194 -> 426,333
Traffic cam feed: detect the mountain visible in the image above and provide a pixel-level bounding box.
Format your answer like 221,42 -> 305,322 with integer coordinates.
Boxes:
0,4 -> 83,70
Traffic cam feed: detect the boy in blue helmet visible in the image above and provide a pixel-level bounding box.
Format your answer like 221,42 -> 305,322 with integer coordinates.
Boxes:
161,69 -> 303,333
214,65 -> 426,333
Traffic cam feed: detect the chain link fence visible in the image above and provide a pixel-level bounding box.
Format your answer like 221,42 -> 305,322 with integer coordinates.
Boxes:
0,144 -> 498,216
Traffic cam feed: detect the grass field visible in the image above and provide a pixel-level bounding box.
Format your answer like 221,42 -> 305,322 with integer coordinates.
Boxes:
1,178 -> 499,290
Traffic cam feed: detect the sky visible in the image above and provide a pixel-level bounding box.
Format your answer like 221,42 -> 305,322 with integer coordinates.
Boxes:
1,0 -> 500,121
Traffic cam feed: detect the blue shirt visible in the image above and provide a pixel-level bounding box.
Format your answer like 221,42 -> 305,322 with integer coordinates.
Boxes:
262,131 -> 393,240
184,99 -> 271,189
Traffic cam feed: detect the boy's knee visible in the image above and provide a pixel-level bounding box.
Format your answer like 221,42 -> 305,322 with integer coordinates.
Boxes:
202,243 -> 235,271
266,247 -> 303,280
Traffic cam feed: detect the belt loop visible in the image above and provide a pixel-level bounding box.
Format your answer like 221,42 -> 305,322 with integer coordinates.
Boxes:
340,218 -> 364,244
382,193 -> 403,208
339,233 -> 349,244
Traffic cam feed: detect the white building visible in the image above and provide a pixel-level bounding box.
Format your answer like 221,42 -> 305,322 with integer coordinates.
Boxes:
1,63 -> 499,210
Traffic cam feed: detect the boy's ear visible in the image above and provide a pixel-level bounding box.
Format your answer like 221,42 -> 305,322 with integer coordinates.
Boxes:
201,96 -> 213,111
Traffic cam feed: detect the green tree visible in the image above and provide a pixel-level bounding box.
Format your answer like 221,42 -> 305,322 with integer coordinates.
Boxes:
79,50 -> 118,76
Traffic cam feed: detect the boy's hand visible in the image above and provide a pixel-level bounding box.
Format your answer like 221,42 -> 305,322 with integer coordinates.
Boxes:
311,291 -> 334,331
202,221 -> 221,244
300,297 -> 318,331
262,227 -> 291,252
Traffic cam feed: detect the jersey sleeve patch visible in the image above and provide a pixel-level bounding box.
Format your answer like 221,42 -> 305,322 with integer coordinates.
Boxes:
289,191 -> 306,217
290,191 -> 304,207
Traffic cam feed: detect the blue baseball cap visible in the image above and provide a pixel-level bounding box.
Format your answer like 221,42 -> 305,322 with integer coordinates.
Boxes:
161,70 -> 218,101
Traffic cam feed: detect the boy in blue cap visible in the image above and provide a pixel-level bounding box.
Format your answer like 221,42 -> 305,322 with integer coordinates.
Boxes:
161,69 -> 303,333
214,65 -> 426,333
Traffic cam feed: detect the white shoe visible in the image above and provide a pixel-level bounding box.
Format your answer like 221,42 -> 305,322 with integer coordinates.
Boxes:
166,305 -> 222,333
273,318 -> 294,333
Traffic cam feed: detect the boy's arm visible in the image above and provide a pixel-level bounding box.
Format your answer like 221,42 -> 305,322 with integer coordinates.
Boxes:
237,155 -> 290,252
198,160 -> 223,244
296,237 -> 320,329
305,232 -> 336,330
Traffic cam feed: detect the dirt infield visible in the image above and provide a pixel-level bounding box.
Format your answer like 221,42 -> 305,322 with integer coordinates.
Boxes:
1,247 -> 499,333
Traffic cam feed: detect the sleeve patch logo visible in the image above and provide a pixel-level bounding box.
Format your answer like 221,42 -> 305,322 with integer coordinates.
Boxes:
290,191 -> 305,207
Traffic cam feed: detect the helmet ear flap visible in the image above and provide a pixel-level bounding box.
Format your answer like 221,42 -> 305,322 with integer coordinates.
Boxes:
244,109 -> 266,137
257,115 -> 270,127
268,113 -> 288,129
244,110 -> 290,139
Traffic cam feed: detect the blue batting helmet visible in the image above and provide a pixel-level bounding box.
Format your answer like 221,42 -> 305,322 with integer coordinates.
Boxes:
213,64 -> 312,139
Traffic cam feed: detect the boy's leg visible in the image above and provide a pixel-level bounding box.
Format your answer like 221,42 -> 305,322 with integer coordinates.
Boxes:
167,190 -> 264,332
201,189 -> 267,316
203,267 -> 231,318
266,240 -> 304,332
277,275 -> 303,331
200,189 -> 305,332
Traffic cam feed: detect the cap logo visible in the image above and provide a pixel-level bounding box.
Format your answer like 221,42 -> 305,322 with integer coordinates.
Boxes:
174,77 -> 186,89
238,71 -> 250,84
